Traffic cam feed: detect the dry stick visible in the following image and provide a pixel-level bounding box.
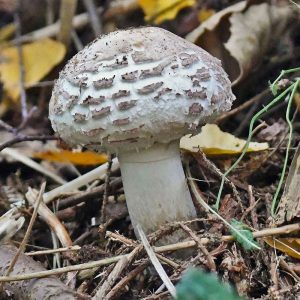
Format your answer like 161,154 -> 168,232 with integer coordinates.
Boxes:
26,188 -> 73,248
26,245 -> 81,256
57,178 -> 122,210
14,7 -> 27,119
0,120 -> 15,132
43,157 -> 120,204
16,106 -> 38,133
101,155 -> 113,223
0,222 -> 299,282
92,256 -> 129,300
216,89 -> 270,124
0,135 -> 58,152
3,183 -> 46,281
58,0 -> 78,47
180,223 -> 216,271
1,148 -> 66,184
105,262 -> 149,300
106,231 -> 179,269
240,185 -> 260,227
193,152 -> 243,207
137,225 -> 176,298
83,0 -> 102,36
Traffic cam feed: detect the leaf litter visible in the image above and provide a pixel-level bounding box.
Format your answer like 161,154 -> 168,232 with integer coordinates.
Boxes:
0,0 -> 299,299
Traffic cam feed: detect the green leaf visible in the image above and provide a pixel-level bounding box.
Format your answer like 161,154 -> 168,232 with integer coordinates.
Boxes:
175,268 -> 243,300
230,219 -> 259,250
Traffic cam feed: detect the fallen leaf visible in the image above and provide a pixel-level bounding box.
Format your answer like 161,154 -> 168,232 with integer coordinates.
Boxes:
0,23 -> 15,42
264,237 -> 300,259
275,142 -> 300,225
138,0 -> 195,24
198,8 -> 215,23
180,124 -> 269,155
0,38 -> 66,102
34,150 -> 108,166
186,1 -> 292,84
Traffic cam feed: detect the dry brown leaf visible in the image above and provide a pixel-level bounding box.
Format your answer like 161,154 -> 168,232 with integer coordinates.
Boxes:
264,237 -> 300,259
138,0 -> 195,24
186,1 -> 292,84
275,142 -> 300,225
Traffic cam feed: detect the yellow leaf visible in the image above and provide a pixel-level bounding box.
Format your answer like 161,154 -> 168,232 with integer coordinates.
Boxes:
264,237 -> 300,259
0,38 -> 66,102
198,8 -> 215,23
180,124 -> 269,155
0,23 -> 15,42
138,0 -> 195,24
34,150 -> 108,166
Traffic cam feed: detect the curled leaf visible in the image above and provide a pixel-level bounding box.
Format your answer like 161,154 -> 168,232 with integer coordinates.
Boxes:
138,0 -> 195,24
264,237 -> 300,259
180,124 -> 268,155
186,1 -> 293,84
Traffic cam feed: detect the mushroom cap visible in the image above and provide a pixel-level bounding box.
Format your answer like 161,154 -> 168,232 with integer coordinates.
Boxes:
49,27 -> 235,153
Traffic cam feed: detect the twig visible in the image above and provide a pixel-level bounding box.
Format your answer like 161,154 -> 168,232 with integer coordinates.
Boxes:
193,151 -> 243,207
101,155 -> 113,223
57,178 -> 122,210
0,222 -> 299,283
16,106 -> 38,133
14,6 -> 28,119
240,185 -> 260,227
26,187 -> 73,247
92,256 -> 129,300
1,147 -> 66,184
216,89 -> 270,124
58,0 -> 78,47
26,245 -> 81,256
0,135 -> 58,152
180,223 -> 216,271
43,157 -> 120,204
0,120 -> 15,132
83,0 -> 102,36
137,224 -> 176,298
11,1 -> 139,44
3,183 -> 46,279
105,262 -> 148,300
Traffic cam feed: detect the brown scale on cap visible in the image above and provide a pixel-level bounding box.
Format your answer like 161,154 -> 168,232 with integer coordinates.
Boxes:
91,106 -> 111,119
179,53 -> 199,67
154,88 -> 172,101
117,100 -> 138,110
138,82 -> 164,95
185,89 -> 206,99
190,68 -> 211,82
113,118 -> 130,126
112,90 -> 130,99
108,137 -> 139,144
82,128 -> 105,137
82,95 -> 105,105
73,113 -> 86,122
140,61 -> 171,79
189,103 -> 203,115
93,76 -> 115,89
121,71 -> 139,81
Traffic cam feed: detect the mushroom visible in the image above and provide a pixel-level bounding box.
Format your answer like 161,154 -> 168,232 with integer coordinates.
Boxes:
49,27 -> 235,242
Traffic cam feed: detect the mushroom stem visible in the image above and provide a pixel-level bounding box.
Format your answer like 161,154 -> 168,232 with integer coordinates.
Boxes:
118,141 -> 196,241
